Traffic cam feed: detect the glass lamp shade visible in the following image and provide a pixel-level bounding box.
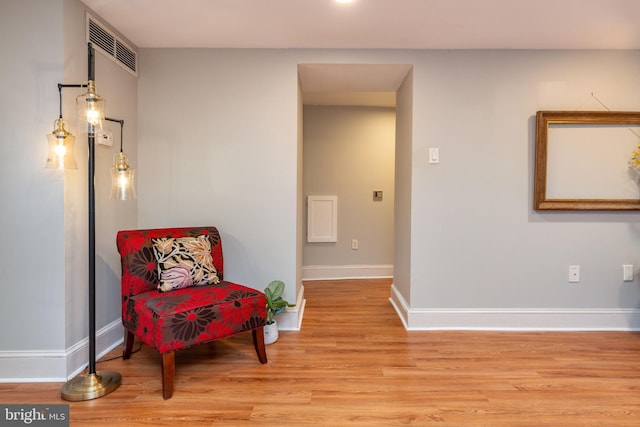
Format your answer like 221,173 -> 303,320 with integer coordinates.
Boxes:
76,80 -> 105,132
110,152 -> 136,200
45,118 -> 78,170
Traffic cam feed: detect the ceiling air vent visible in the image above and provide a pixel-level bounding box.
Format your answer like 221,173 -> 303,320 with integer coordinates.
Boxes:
86,14 -> 138,77
115,40 -> 137,74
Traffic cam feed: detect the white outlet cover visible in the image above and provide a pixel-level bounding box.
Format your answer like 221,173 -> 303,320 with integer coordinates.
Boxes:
569,265 -> 580,283
96,129 -> 113,147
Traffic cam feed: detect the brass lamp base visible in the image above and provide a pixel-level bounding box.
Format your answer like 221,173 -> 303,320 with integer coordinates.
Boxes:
61,371 -> 121,401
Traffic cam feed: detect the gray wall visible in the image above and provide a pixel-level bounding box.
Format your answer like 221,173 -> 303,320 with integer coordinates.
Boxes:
137,49 -> 300,299
394,69 -> 414,303
410,50 -> 640,311
303,106 -> 395,273
0,0 -> 66,357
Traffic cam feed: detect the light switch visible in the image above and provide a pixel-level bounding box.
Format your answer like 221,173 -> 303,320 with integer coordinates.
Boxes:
429,147 -> 440,164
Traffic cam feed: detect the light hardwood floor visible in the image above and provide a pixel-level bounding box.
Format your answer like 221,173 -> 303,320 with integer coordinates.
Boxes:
2,279 -> 640,426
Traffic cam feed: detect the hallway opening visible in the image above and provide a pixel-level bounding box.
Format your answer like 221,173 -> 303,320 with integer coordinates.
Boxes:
297,64 -> 413,297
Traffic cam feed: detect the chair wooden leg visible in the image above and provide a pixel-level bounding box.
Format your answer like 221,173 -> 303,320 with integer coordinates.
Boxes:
252,327 -> 268,364
123,330 -> 135,359
161,352 -> 175,400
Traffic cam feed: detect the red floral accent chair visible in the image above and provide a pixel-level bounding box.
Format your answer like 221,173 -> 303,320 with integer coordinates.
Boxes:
116,226 -> 268,399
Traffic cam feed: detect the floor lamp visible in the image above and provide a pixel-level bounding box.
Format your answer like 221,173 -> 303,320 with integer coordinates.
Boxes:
47,43 -> 133,401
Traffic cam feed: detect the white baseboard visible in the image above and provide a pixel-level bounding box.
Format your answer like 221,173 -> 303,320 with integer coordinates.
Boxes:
0,320 -> 124,383
390,284 -> 640,331
389,283 -> 410,329
303,264 -> 393,281
64,319 -> 124,380
0,351 -> 67,383
273,284 -> 306,331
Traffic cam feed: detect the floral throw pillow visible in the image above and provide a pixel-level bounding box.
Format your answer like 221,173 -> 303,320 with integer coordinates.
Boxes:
151,235 -> 220,292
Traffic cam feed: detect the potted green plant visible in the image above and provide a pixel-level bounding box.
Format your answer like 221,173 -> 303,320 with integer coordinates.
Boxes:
263,280 -> 295,344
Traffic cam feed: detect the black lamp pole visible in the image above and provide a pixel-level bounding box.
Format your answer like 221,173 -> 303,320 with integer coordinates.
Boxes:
87,41 -> 97,379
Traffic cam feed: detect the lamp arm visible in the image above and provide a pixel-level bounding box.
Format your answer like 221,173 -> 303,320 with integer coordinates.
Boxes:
56,83 -> 83,119
105,117 -> 125,152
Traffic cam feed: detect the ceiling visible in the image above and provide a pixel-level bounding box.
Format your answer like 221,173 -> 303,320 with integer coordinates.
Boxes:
80,0 -> 640,106
81,0 -> 640,50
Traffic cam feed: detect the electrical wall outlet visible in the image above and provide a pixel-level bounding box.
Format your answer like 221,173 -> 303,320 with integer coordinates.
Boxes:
96,129 -> 113,147
351,239 -> 358,250
569,265 -> 580,283
623,264 -> 634,282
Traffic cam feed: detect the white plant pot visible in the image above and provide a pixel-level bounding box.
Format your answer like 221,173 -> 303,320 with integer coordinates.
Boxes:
264,321 -> 279,345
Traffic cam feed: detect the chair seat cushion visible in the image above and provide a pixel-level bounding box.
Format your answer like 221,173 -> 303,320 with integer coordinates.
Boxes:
123,281 -> 267,353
